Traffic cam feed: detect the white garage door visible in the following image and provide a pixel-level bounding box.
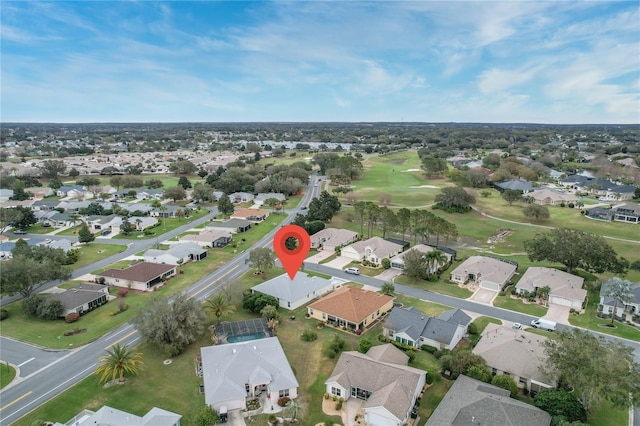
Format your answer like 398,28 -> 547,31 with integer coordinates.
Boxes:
550,296 -> 574,307
480,280 -> 500,291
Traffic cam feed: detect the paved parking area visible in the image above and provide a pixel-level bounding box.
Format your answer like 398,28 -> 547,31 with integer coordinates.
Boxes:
543,304 -> 571,324
306,250 -> 334,264
470,288 -> 498,304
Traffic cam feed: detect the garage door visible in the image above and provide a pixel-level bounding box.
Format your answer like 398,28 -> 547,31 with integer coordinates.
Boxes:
480,280 -> 500,291
550,296 -> 574,307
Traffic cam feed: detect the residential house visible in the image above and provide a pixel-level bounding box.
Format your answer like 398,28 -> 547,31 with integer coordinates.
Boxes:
206,218 -> 252,234
34,211 -> 74,228
613,203 -> 640,224
495,178 -> 534,194
179,229 -> 232,248
35,238 -> 74,252
251,272 -> 337,310
57,185 -> 86,198
53,406 -> 181,426
211,191 -> 224,201
57,200 -> 93,213
115,188 -> 163,200
32,199 -> 62,212
472,323 -> 555,394
341,237 -> 404,266
229,192 -> 254,203
96,262 -> 176,291
390,244 -> 453,273
585,206 -> 615,221
449,256 -> 517,291
143,242 -> 207,265
254,192 -> 286,206
149,205 -> 181,218
45,283 -> 109,317
86,214 -> 120,231
599,281 -> 640,318
425,375 -> 551,426
307,286 -> 394,332
515,267 -> 586,310
200,337 -> 299,412
325,344 -> 426,426
310,228 -> 358,251
560,174 -> 636,200
383,306 -> 471,350
527,188 -> 578,206
26,187 -> 54,199
230,208 -> 269,222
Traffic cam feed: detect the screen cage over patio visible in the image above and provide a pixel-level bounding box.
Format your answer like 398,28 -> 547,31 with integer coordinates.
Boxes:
214,318 -> 273,344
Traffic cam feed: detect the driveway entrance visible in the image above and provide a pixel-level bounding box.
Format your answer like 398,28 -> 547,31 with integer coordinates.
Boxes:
470,288 -> 498,304
324,255 -> 355,269
543,304 -> 571,325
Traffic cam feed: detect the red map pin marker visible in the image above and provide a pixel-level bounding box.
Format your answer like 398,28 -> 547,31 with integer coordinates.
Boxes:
274,224 -> 311,280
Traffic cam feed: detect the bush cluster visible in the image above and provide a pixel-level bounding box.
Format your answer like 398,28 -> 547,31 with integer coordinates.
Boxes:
324,335 -> 346,358
301,329 -> 318,342
65,312 -> 79,323
277,396 -> 291,407
22,295 -> 63,320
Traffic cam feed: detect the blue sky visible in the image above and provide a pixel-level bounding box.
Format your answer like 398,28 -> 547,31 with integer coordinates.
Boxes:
1,1 -> 639,123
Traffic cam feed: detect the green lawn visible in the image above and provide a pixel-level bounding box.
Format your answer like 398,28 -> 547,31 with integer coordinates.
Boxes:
110,209 -> 209,240
25,223 -> 55,234
492,295 -> 548,317
395,274 -> 475,299
0,363 -> 16,390
75,243 -> 128,269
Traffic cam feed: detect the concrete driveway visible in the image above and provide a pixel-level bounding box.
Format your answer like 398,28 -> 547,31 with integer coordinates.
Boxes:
375,268 -> 402,281
323,255 -> 355,269
470,288 -> 498,304
543,304 -> 571,324
306,250 -> 334,264
227,409 -> 246,426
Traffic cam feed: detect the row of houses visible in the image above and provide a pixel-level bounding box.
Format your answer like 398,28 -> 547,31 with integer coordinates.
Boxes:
585,203 -> 640,224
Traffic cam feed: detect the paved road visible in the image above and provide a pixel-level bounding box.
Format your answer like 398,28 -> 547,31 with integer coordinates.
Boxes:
0,208 -> 220,307
2,176 -> 639,425
0,176 -> 322,425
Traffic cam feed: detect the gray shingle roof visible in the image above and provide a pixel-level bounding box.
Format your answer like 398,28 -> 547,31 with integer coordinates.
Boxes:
426,375 -> 551,426
384,307 -> 470,346
251,272 -> 334,304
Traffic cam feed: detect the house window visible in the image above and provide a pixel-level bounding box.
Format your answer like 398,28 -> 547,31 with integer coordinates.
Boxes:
287,302 -> 291,308
331,387 -> 341,397
246,384 -> 251,394
376,310 -> 380,316
310,309 -> 314,315
279,389 -> 289,397
322,313 -> 326,319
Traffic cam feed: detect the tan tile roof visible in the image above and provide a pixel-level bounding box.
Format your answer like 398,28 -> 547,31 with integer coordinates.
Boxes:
308,286 -> 393,323
516,267 -> 586,302
231,208 -> 269,218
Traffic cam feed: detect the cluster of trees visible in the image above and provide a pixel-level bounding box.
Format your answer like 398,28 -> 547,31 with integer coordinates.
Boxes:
292,191 -> 341,234
351,204 -> 458,245
132,294 -> 206,356
524,228 -> 628,274
0,240 -> 73,297
312,153 -> 363,184
1,205 -> 37,231
433,187 -> 476,213
402,248 -> 449,281
21,294 -> 64,319
440,350 -> 518,397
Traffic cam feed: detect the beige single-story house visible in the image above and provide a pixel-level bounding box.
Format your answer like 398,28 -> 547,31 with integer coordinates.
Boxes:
310,228 -> 359,251
341,237 -> 404,266
179,229 -> 232,248
326,344 -> 426,426
96,262 -> 176,291
206,218 -> 252,233
143,242 -> 207,265
307,286 -> 393,332
472,323 -> 555,394
230,208 -> 269,222
390,244 -> 452,273
449,256 -> 517,291
515,267 -> 586,310
528,188 -> 578,206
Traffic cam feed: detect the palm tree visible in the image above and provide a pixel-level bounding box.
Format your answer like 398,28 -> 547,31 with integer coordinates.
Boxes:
426,249 -> 448,274
203,294 -> 236,324
95,343 -> 143,384
267,318 -> 280,336
380,282 -> 395,295
603,277 -> 634,325
285,399 -> 307,424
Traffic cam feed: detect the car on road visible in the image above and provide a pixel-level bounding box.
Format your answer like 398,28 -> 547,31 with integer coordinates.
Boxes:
345,267 -> 360,275
512,322 -> 522,330
301,206 -> 307,210
14,229 -> 27,235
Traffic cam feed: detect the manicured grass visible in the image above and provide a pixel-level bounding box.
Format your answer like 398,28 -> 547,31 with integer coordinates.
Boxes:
395,274 -> 475,299
110,209 -> 209,240
492,295 -> 547,317
92,260 -> 133,274
588,398 -> 628,425
25,223 -> 55,234
0,363 -> 16,389
55,225 -> 85,236
569,286 -> 640,342
75,243 -> 128,269
393,295 -> 452,317
468,316 -> 502,345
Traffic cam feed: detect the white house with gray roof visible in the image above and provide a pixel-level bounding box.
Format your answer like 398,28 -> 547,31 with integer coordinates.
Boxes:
200,337 -> 299,412
341,237 -> 404,266
53,405 -> 181,426
516,267 -> 586,310
426,375 -> 550,426
254,192 -> 286,206
325,344 -> 425,426
251,272 -> 337,310
206,218 -> 252,233
143,242 -> 207,265
310,227 -> 358,251
390,244 -> 453,273
600,280 -> 640,318
450,256 -> 517,291
383,306 -> 471,350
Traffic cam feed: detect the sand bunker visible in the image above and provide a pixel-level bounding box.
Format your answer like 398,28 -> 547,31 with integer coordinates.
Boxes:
410,185 -> 439,189
404,168 -> 421,172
